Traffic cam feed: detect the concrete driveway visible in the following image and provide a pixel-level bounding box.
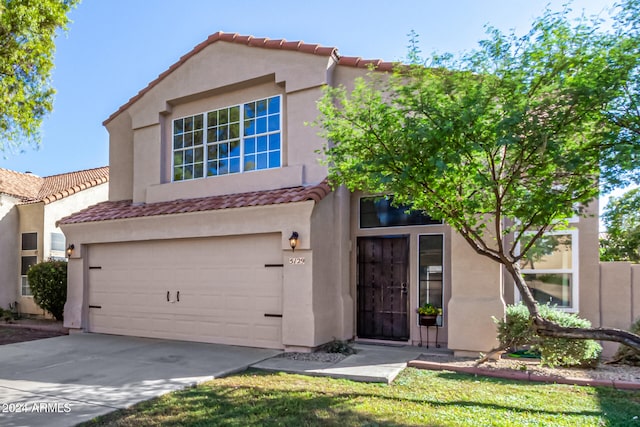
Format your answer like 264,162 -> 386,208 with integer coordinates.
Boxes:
0,333 -> 280,427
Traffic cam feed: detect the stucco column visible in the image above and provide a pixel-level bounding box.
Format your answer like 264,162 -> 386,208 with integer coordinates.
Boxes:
63,253 -> 85,330
447,231 -> 505,357
282,249 -> 315,350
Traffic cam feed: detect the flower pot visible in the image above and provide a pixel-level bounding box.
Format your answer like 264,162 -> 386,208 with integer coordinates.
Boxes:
419,314 -> 438,327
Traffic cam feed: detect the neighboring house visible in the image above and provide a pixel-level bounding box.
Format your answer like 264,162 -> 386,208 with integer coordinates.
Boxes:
59,32 -> 600,355
0,167 -> 109,316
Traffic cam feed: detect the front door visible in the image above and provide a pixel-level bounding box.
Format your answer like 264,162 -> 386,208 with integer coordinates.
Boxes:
357,236 -> 409,340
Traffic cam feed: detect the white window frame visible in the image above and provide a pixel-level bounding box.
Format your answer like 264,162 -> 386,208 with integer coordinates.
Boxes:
20,255 -> 37,298
417,233 -> 446,326
21,276 -> 32,297
50,232 -> 66,253
515,228 -> 579,312
171,95 -> 282,181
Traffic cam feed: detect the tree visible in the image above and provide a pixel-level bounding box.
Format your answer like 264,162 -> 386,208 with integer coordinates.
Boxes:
601,187 -> 640,262
0,0 -> 79,153
317,2 -> 640,351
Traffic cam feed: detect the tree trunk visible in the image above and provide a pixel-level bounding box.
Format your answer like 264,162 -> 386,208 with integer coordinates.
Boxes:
504,262 -> 640,351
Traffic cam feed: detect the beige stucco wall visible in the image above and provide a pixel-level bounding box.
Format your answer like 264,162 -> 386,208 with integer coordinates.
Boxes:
448,230 -> 504,356
309,191 -> 353,345
0,194 -> 20,310
107,112 -> 134,201
44,184 -> 109,256
575,200 -> 601,322
16,203 -> 44,315
107,42 -> 338,208
13,184 -> 109,316
598,262 -> 640,357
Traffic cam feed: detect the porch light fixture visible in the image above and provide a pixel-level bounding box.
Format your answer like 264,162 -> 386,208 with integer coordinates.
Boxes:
66,244 -> 75,257
289,232 -> 299,251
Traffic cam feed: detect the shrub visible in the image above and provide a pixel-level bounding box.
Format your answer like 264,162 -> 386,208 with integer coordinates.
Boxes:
496,303 -> 601,368
320,339 -> 357,355
612,318 -> 640,365
0,307 -> 18,322
26,260 -> 67,320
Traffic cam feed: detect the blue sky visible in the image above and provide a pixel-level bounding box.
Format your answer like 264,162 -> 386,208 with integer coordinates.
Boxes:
0,0 -> 614,178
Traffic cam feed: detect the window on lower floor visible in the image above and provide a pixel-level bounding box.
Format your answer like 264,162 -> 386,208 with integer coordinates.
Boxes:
172,95 -> 281,181
418,234 -> 444,325
20,256 -> 37,297
518,230 -> 578,311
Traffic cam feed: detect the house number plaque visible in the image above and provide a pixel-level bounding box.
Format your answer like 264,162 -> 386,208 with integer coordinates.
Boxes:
288,257 -> 305,265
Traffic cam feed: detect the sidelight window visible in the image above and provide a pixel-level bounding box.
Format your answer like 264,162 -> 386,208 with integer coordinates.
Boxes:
418,234 -> 444,325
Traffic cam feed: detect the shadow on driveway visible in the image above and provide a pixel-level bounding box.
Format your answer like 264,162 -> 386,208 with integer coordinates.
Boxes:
0,333 -> 280,427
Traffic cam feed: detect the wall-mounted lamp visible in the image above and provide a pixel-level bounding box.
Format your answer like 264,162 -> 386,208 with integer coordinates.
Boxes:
66,244 -> 75,257
289,232 -> 299,252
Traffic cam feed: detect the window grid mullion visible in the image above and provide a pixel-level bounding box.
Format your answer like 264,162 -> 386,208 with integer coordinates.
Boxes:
240,102 -> 245,173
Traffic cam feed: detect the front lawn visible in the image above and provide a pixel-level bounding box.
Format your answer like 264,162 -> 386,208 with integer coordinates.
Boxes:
80,368 -> 640,426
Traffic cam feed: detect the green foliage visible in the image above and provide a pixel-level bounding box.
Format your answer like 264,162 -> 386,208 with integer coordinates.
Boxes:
417,303 -> 442,315
320,339 -> 356,355
316,1 -> 640,348
0,0 -> 79,153
600,187 -> 640,262
26,260 -> 67,320
613,318 -> 640,365
317,2 -> 640,262
496,304 -> 601,368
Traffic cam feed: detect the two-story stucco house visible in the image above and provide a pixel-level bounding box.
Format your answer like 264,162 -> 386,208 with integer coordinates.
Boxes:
59,33 -> 600,355
0,167 -> 109,316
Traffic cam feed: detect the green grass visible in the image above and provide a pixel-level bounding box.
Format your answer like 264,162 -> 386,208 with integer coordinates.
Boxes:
80,368 -> 640,426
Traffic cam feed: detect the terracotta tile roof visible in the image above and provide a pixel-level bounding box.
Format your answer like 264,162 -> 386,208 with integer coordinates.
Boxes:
0,166 -> 109,204
103,31 -> 396,126
0,169 -> 42,200
59,180 -> 331,225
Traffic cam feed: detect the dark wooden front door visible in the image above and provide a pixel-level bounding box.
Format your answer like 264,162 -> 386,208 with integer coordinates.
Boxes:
357,236 -> 409,340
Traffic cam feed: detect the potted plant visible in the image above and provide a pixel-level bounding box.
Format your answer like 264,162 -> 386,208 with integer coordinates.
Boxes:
417,303 -> 442,327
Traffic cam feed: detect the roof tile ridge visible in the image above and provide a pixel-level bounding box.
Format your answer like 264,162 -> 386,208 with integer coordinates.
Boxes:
40,168 -> 110,205
43,165 -> 109,179
103,32 -> 340,126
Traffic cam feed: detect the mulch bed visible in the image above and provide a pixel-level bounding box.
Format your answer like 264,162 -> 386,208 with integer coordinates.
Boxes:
0,325 -> 66,345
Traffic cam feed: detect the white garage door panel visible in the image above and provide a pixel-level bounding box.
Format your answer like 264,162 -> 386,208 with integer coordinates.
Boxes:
88,234 -> 283,349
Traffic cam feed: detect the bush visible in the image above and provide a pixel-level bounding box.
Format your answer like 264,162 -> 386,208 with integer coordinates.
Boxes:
319,339 -> 357,355
612,318 -> 640,365
496,303 -> 601,368
26,260 -> 67,320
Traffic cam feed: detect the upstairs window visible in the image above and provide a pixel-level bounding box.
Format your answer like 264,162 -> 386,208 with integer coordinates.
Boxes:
51,233 -> 66,252
172,95 -> 281,181
22,232 -> 37,250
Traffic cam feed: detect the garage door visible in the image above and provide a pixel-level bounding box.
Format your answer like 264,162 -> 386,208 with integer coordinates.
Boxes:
87,234 -> 283,349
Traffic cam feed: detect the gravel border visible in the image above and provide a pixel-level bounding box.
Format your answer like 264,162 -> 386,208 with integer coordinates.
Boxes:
414,353 -> 640,383
277,352 -> 347,364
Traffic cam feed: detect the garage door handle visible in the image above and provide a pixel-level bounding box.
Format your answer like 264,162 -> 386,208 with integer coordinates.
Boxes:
167,291 -> 179,303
